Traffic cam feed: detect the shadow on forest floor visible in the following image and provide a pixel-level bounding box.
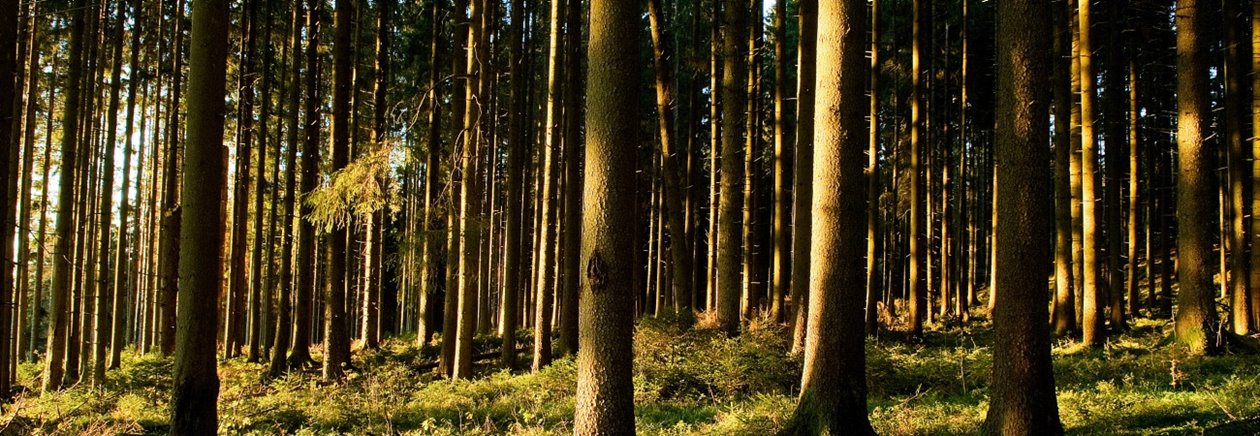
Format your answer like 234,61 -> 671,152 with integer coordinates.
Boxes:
2,312 -> 1258,435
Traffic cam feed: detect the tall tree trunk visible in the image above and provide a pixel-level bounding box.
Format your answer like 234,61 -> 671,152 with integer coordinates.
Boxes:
0,0 -> 16,397
1224,0 -> 1251,335
646,0 -> 695,319
42,0 -> 87,392
14,0 -> 41,367
864,0 -> 881,335
1078,0 -> 1104,346
769,0 -> 791,324
789,0 -> 817,355
532,0 -> 565,371
438,0 -> 468,378
573,0 -> 639,430
158,0 -> 186,357
226,0 -> 257,360
417,0 -> 444,347
500,0 -> 525,369
1126,27 -> 1142,319
249,0 -> 275,361
1250,0 -> 1260,331
111,0 -> 143,370
453,0 -> 487,380
361,0 -> 392,350
716,0 -> 748,336
92,0 -> 127,385
1068,0 -> 1084,327
270,0 -> 303,378
786,0 -> 872,431
983,0 -> 1063,430
908,0 -> 926,338
168,0 -> 230,428
740,3 -> 762,321
706,0 -> 720,314
1052,0 -> 1077,335
289,0 -> 320,368
558,0 -> 583,355
1174,0 -> 1220,355
324,0 -> 357,381
1103,0 -> 1127,330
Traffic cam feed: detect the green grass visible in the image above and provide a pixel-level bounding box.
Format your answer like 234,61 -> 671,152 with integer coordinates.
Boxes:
3,316 -> 1258,435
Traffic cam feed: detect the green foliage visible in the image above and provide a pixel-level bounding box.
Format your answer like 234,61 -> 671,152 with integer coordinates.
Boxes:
5,317 -> 1259,435
305,145 -> 394,232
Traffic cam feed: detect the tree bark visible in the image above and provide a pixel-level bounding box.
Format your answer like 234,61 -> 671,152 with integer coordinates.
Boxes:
169,0 -> 230,428
532,0 -> 565,371
573,0 -> 639,431
789,0 -> 817,355
158,0 -> 186,357
270,0 -> 303,378
786,0 -> 873,431
289,0 -> 320,369
500,0 -> 525,369
908,0 -> 926,338
558,0 -> 583,355
983,0 -> 1063,431
1173,0 -> 1220,355
42,1 -> 87,392
1078,0 -> 1104,346
1224,0 -> 1251,335
324,0 -> 357,380
716,0 -> 748,336
452,0 -> 487,381
1052,0 -> 1077,335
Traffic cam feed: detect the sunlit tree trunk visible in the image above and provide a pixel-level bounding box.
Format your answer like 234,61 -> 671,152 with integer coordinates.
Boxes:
361,0 -> 392,350
786,0 -> 872,431
740,1 -> 762,321
573,0 -> 638,430
1174,0 -> 1220,355
789,0 -> 817,355
1068,0 -> 1084,328
1250,0 -> 1260,331
706,0 -> 720,314
452,0 -> 487,381
766,0 -> 786,322
1052,0 -> 1077,335
417,0 -> 444,347
1223,0 -> 1251,335
864,0 -> 881,335
532,0 -> 565,371
438,0 -> 468,378
1077,0 -> 1103,346
908,0 -> 926,338
14,0 -> 42,367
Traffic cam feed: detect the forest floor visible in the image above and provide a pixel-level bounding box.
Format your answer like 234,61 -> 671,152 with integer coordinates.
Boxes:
2,311 -> 1259,435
